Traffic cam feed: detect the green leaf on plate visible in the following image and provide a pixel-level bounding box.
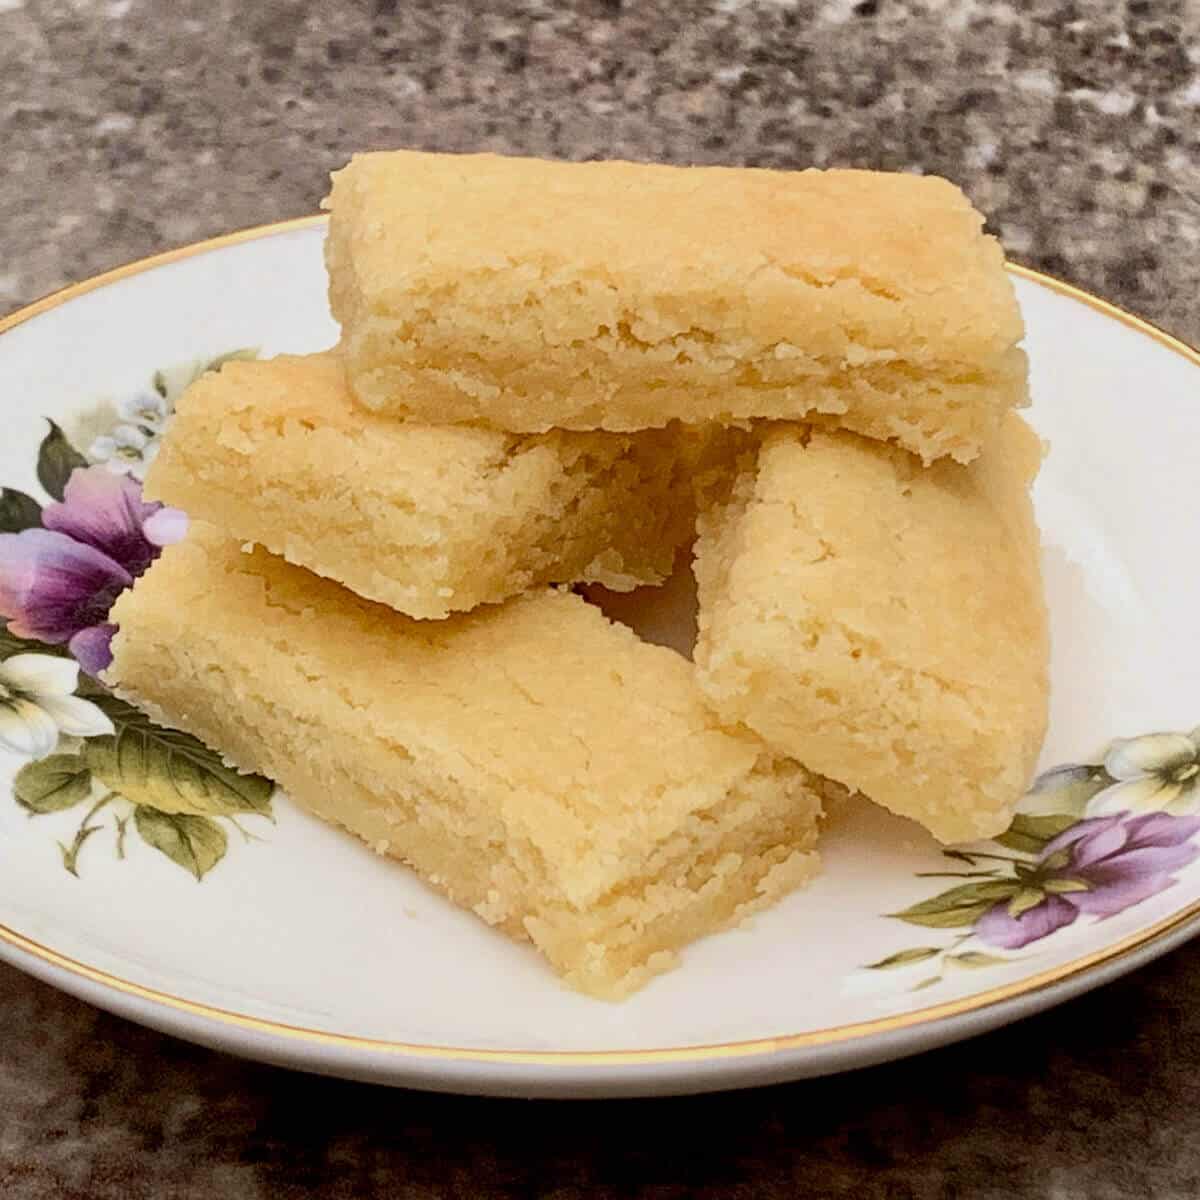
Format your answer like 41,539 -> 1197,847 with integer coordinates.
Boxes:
73,669 -> 112,698
133,807 -> 227,880
866,947 -> 941,970
59,824 -> 103,876
0,487 -> 42,533
994,812 -> 1081,855
1043,877 -> 1091,895
941,849 -> 980,866
946,952 -> 1011,969
115,813 -> 130,859
1006,886 -> 1047,919
910,975 -> 943,992
0,624 -> 69,661
36,420 -> 89,501
14,755 -> 93,814
889,879 -> 1020,929
84,697 -> 273,819
1020,765 -> 1114,819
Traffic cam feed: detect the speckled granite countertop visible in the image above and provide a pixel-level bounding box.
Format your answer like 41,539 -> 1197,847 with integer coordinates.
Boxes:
2,1 -> 1200,1197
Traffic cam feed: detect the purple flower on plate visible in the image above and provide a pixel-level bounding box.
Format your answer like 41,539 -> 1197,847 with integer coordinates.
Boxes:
0,466 -> 186,674
976,811 -> 1200,950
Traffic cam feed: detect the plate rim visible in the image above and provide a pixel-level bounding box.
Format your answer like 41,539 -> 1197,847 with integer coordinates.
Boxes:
3,214 -> 1200,1086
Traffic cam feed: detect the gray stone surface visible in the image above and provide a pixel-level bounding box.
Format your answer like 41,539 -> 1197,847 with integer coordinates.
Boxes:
2,0 -> 1200,1196
4,0 -> 1200,343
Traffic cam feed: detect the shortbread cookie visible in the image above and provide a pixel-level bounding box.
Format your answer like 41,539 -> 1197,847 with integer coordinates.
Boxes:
146,353 -> 701,619
325,151 -> 1026,463
108,528 -> 827,998
694,414 -> 1048,844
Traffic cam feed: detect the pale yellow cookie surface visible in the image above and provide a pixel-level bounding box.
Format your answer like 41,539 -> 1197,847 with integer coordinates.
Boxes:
146,353 -> 699,619
694,414 -> 1049,844
108,528 -> 826,998
326,150 -> 1026,462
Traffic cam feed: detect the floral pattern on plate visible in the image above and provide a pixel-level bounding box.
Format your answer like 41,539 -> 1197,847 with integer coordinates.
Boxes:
0,352 -> 274,880
863,730 -> 1200,989
1,344 -> 1197,983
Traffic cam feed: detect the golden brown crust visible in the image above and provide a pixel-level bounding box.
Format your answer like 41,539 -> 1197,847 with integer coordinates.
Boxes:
694,413 -> 1049,844
108,529 -> 824,998
146,352 -> 701,618
325,151 -> 1027,461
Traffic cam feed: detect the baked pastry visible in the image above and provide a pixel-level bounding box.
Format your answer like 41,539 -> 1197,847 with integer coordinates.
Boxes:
693,413 -> 1049,844
146,353 -> 701,619
325,150 -> 1027,463
107,526 -> 828,998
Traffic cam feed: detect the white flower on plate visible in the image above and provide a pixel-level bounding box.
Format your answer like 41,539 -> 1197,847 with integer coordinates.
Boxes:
0,654 -> 115,759
1086,729 -> 1200,817
87,423 -> 161,478
115,390 -> 170,432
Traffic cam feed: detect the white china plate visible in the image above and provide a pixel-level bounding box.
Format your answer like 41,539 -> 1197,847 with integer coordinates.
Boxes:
1,218 -> 1198,1098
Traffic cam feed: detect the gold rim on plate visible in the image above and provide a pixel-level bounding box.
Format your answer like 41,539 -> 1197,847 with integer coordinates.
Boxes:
2,216 -> 1199,1070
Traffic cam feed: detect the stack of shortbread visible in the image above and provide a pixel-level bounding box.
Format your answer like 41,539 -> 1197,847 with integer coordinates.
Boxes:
107,151 -> 1048,999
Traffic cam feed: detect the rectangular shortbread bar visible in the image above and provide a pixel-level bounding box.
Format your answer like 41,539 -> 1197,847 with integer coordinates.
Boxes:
107,527 -> 827,998
325,150 -> 1027,463
694,414 -> 1049,845
146,353 -> 701,619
